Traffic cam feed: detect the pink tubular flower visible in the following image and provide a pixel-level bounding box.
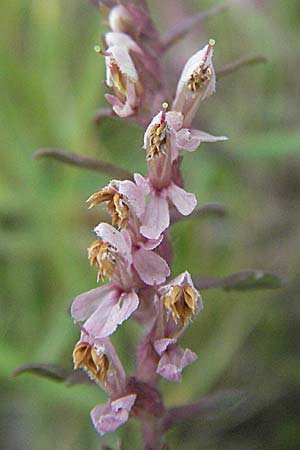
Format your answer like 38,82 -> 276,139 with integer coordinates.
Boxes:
136,173 -> 197,240
154,338 -> 197,382
103,32 -> 143,118
91,394 -> 136,436
172,39 -> 217,125
71,222 -> 170,338
71,283 -> 139,339
94,222 -> 170,286
73,329 -> 137,435
73,330 -> 126,393
159,271 -> 203,326
144,109 -> 227,163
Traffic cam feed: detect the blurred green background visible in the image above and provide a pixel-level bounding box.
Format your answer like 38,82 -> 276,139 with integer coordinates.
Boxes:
1,0 -> 300,449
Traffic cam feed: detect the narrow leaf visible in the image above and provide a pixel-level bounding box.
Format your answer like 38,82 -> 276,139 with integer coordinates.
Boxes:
13,363 -> 71,382
195,270 -> 283,291
33,147 -> 133,180
13,363 -> 92,386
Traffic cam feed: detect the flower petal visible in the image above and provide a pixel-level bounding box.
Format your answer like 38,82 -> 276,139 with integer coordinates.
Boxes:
111,394 -> 136,413
140,193 -> 170,240
173,43 -> 216,109
166,111 -> 183,132
176,128 -> 228,152
106,45 -> 138,83
118,178 -> 148,219
71,283 -> 116,321
133,247 -> 170,285
91,394 -> 136,435
156,345 -> 197,382
94,223 -> 132,265
105,31 -> 142,56
167,183 -> 197,216
85,290 -> 139,338
139,235 -> 163,251
154,338 -> 177,356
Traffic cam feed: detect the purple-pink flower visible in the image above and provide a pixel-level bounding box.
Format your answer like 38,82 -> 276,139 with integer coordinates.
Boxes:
91,394 -> 136,435
69,2 -> 231,443
139,176 -> 197,240
104,32 -> 143,118
154,338 -> 197,382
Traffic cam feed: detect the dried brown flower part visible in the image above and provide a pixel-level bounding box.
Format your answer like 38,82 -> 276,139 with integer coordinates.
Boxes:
146,121 -> 167,160
88,239 -> 117,281
87,188 -> 129,228
187,65 -> 212,92
73,341 -> 109,383
163,284 -> 197,324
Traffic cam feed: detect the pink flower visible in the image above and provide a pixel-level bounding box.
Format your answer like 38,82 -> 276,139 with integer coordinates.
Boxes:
154,338 -> 197,382
103,32 -> 143,118
73,330 -> 126,394
159,271 -> 203,325
172,39 -> 217,125
137,174 -> 197,240
73,328 -> 136,436
71,283 -> 139,339
91,394 -> 137,435
94,222 -> 170,286
144,109 -> 227,163
71,223 -> 170,338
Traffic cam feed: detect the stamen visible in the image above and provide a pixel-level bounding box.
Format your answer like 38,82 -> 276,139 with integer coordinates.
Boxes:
163,285 -> 197,324
87,188 -> 129,229
187,40 -> 214,93
88,239 -> 117,281
87,188 -> 116,209
187,66 -> 212,92
146,118 -> 167,161
73,341 -> 109,384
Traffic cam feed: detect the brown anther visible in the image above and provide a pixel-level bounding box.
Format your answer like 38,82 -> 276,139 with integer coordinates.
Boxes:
87,188 -> 116,209
146,122 -> 167,160
113,193 -> 129,228
88,239 -> 117,281
163,285 -> 196,325
187,66 -> 212,92
73,341 -> 109,383
87,188 -> 129,229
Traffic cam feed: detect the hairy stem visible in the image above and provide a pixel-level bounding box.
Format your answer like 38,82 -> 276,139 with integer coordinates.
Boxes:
33,147 -> 133,180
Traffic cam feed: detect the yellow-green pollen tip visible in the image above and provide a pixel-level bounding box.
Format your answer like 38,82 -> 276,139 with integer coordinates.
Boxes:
209,38 -> 216,47
162,102 -> 169,110
94,45 -> 101,53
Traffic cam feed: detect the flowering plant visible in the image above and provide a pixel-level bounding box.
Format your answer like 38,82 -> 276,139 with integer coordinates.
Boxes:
15,1 -> 282,449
